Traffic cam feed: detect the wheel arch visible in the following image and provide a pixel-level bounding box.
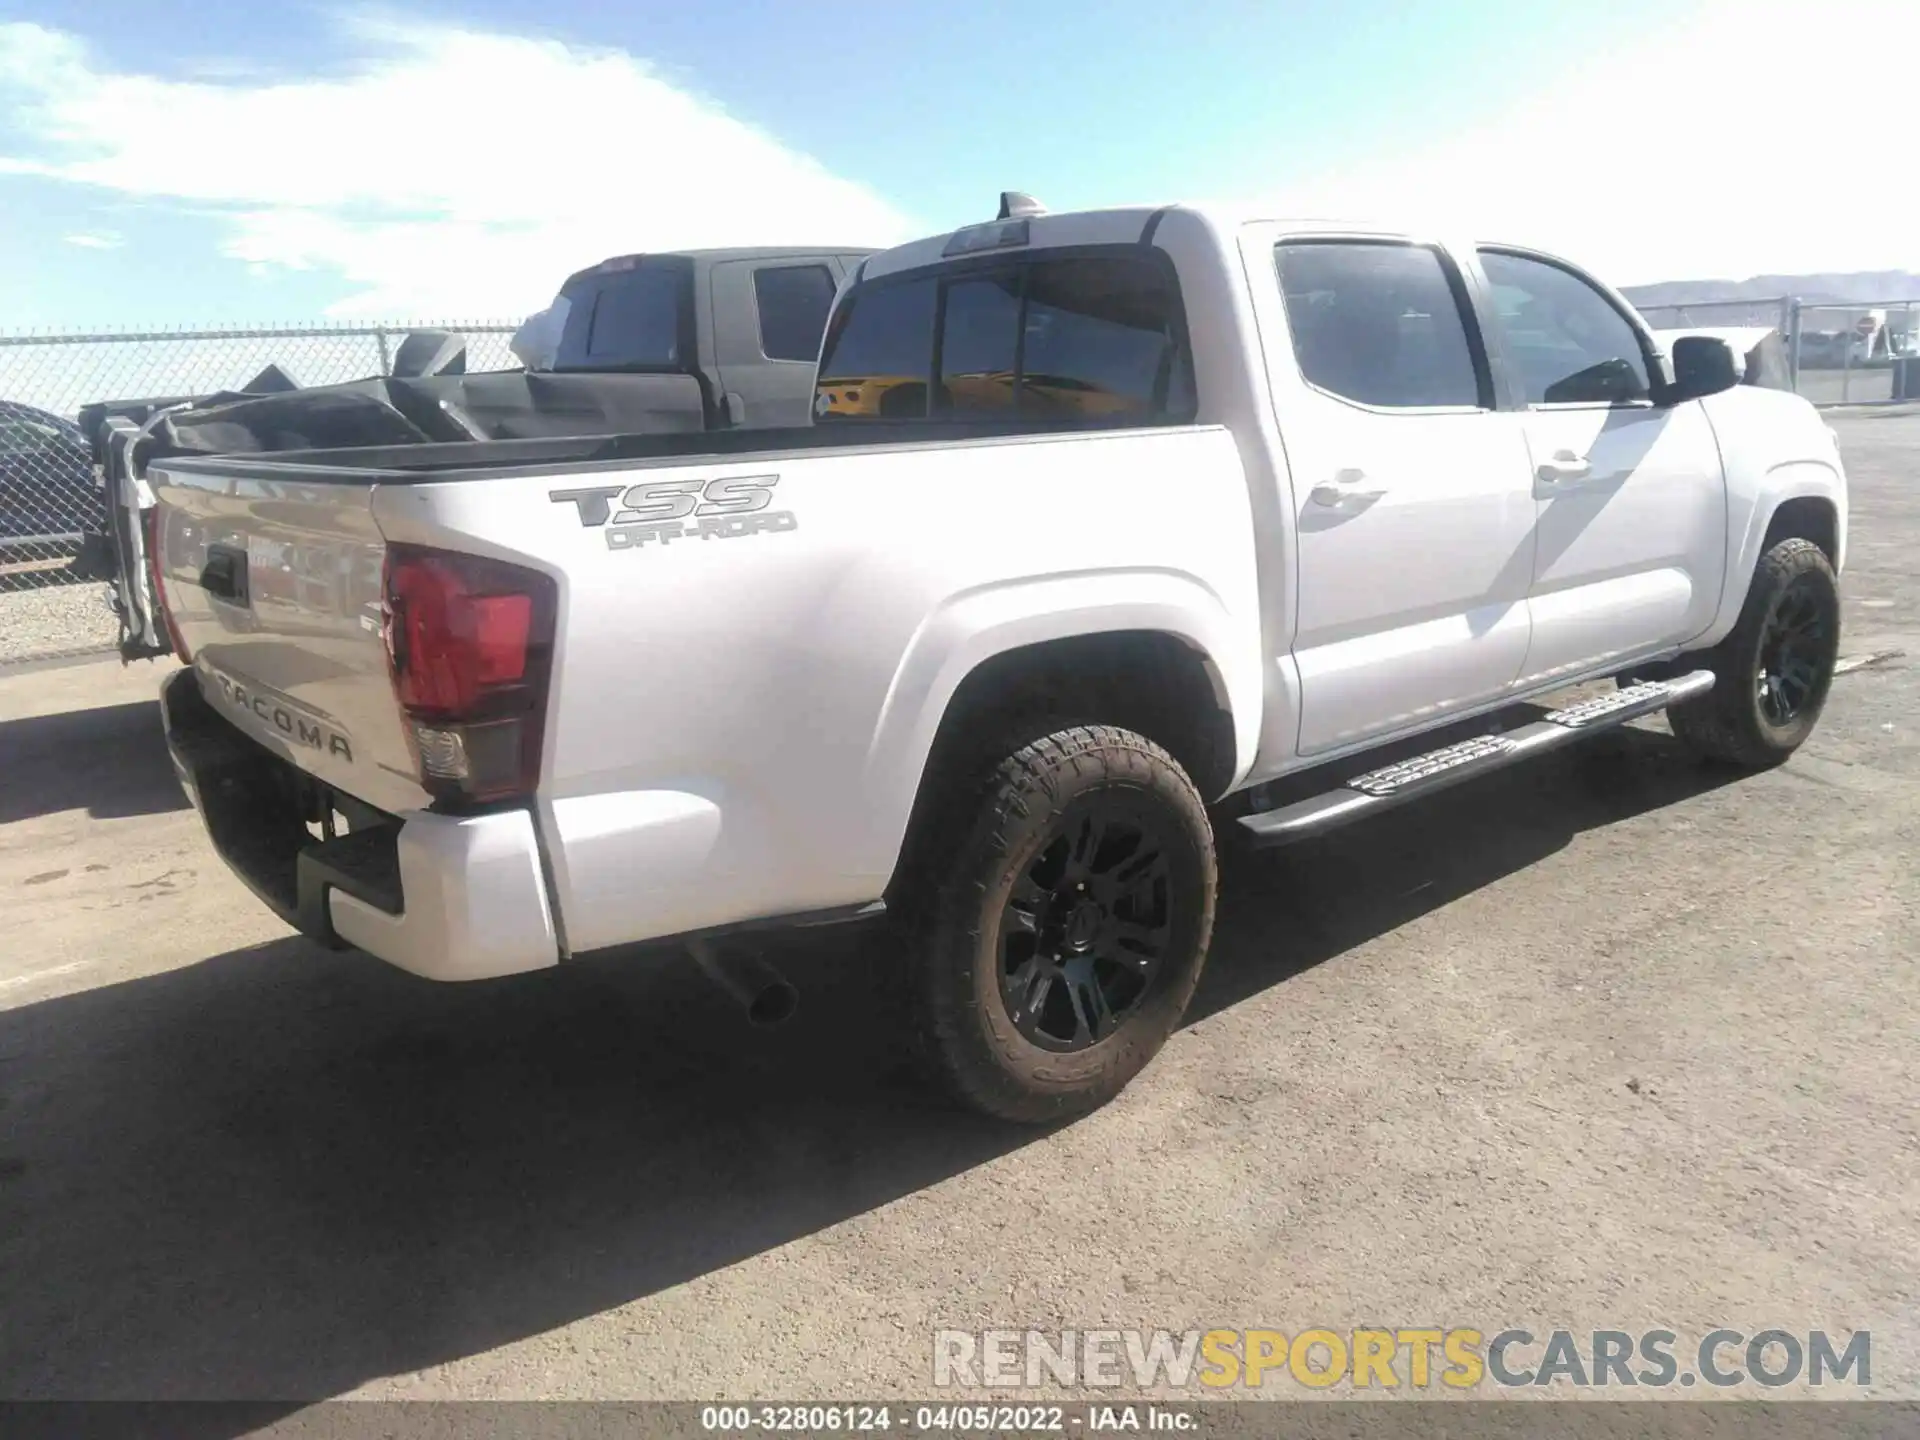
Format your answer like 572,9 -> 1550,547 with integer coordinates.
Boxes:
1761,493 -> 1840,570
1700,458 -> 1846,649
866,573 -> 1259,898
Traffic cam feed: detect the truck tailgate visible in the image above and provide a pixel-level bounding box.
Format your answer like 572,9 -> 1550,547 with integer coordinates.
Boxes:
149,461 -> 428,816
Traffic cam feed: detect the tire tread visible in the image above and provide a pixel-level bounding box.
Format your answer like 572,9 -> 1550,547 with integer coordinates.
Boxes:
907,723 -> 1216,1124
1667,536 -> 1839,767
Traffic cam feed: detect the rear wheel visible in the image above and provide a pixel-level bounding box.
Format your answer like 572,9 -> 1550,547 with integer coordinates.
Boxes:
906,725 -> 1216,1124
1665,537 -> 1841,767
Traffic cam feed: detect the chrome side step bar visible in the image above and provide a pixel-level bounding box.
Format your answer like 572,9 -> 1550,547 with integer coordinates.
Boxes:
1238,669 -> 1716,847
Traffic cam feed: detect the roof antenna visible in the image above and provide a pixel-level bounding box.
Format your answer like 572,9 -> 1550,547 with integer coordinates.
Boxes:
997,191 -> 1046,220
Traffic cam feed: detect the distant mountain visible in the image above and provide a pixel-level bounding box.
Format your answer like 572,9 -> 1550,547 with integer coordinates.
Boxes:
1623,272 -> 1920,306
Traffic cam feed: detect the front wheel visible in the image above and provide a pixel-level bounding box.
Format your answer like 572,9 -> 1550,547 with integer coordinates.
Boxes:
1666,537 -> 1841,767
907,725 -> 1217,1124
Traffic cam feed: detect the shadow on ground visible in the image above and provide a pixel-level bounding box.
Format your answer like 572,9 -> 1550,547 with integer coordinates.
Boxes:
0,699 -> 186,824
0,723 -> 1739,1415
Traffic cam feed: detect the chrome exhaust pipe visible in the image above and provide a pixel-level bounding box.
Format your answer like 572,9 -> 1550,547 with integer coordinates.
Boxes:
688,939 -> 799,1027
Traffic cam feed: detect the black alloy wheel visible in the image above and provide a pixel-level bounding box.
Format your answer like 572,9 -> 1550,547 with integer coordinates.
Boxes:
902,724 -> 1218,1123
997,803 -> 1174,1052
1755,573 -> 1830,726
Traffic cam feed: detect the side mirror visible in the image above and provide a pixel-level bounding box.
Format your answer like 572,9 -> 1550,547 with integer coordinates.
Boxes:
1666,335 -> 1740,402
1543,357 -> 1646,405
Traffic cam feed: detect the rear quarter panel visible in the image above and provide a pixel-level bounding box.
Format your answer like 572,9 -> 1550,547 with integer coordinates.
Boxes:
376,426 -> 1263,954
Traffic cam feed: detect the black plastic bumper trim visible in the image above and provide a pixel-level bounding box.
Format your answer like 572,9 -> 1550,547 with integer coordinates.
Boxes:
160,667 -> 403,948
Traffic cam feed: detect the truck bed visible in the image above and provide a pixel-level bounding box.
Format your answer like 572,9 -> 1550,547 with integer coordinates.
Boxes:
146,416 -> 1261,968
148,413 -> 1181,482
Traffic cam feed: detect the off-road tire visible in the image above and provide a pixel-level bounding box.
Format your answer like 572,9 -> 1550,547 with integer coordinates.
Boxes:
906,725 -> 1217,1124
1666,537 -> 1840,767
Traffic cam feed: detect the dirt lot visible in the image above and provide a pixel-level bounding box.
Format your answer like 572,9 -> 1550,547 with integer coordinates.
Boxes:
1,414 -> 1915,1408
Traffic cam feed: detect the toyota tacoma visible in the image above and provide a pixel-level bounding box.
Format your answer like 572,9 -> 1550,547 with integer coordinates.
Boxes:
147,197 -> 1849,1122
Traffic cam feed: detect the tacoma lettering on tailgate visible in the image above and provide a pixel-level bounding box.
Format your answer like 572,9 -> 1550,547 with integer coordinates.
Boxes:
549,475 -> 798,551
206,668 -> 353,761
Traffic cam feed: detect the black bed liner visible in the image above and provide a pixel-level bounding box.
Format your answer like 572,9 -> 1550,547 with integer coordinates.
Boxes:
147,412 -> 1201,483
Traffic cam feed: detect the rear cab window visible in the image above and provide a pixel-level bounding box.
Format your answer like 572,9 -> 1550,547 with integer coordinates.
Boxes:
815,247 -> 1196,426
552,259 -> 693,372
814,276 -> 940,419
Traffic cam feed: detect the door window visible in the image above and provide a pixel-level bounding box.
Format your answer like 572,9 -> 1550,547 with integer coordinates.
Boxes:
1478,250 -> 1651,406
754,264 -> 839,363
1276,241 -> 1487,409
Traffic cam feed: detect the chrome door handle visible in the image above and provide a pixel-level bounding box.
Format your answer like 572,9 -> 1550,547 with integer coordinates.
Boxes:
1308,469 -> 1387,508
1535,451 -> 1593,486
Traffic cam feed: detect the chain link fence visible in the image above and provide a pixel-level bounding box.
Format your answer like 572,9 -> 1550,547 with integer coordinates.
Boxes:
1635,297 -> 1799,333
7,295 -> 1915,670
1787,300 -> 1920,407
1635,296 -> 1920,408
0,322 -> 518,666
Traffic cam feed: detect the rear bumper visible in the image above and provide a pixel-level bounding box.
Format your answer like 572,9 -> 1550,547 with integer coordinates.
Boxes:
160,667 -> 559,981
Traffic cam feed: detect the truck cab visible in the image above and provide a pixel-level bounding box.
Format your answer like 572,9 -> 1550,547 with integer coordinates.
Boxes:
531,247 -> 875,428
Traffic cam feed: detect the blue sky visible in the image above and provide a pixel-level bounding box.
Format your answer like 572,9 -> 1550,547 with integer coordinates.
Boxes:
1,0 -> 1914,329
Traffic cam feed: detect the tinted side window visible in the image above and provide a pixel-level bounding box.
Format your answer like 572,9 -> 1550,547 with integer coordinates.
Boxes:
938,273 -> 1022,414
1478,250 -> 1651,405
1021,256 -> 1192,419
754,264 -> 838,362
1276,241 -> 1484,409
574,266 -> 686,369
815,251 -> 1192,424
815,276 -> 937,419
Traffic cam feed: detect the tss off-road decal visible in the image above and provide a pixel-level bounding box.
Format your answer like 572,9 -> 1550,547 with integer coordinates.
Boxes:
549,475 -> 796,551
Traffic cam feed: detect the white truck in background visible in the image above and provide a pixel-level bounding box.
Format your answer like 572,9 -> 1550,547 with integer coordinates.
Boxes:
148,196 -> 1848,1123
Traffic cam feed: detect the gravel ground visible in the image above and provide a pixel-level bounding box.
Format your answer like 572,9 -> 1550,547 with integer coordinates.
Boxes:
0,573 -> 120,664
0,414 -> 1914,1415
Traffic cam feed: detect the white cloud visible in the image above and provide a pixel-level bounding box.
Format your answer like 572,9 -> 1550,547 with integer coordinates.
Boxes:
1219,0 -> 1920,285
0,16 -> 920,317
4,2 -> 1915,317
63,230 -> 124,249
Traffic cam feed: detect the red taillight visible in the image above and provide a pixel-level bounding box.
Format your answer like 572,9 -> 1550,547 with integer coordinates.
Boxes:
143,506 -> 188,661
381,545 -> 557,807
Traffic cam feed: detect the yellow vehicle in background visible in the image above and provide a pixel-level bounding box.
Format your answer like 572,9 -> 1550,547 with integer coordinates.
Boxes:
813,375 -> 926,418
815,370 -> 1139,419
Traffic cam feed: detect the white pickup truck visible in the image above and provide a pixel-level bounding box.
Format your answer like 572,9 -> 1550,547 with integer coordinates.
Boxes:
150,196 -> 1848,1122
